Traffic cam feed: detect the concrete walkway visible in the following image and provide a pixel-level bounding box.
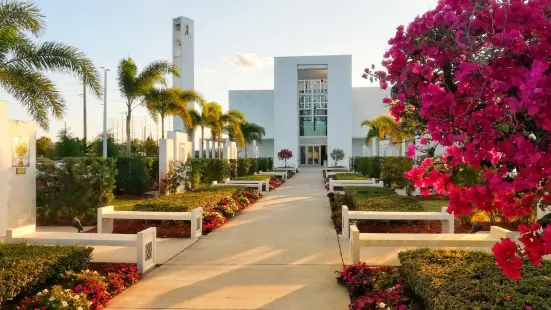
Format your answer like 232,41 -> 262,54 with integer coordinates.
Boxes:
107,167 -> 349,309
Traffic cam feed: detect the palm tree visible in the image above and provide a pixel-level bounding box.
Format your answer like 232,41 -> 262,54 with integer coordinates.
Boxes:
188,101 -> 219,158
362,114 -> 409,155
0,0 -> 102,129
218,109 -> 246,158
117,57 -> 178,154
144,87 -> 203,139
239,122 -> 265,158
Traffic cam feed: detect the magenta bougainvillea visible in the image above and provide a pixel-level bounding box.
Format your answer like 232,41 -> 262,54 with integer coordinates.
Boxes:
277,149 -> 293,167
367,0 -> 551,279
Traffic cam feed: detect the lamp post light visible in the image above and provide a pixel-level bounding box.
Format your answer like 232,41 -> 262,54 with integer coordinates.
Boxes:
100,67 -> 110,157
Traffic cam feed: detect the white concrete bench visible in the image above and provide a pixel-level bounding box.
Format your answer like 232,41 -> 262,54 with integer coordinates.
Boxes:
221,178 -> 270,192
212,180 -> 263,192
329,179 -> 383,191
97,206 -> 203,239
6,224 -> 157,274
274,167 -> 297,173
257,170 -> 287,180
350,224 -> 516,264
342,206 -> 454,238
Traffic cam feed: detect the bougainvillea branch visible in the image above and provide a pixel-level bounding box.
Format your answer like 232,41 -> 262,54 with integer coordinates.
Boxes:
368,0 -> 551,279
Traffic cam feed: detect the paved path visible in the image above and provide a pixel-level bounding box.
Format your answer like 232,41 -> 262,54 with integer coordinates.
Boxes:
107,167 -> 349,309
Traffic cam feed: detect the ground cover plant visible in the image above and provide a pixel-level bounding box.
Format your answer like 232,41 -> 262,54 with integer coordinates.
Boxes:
0,244 -> 92,306
334,173 -> 367,181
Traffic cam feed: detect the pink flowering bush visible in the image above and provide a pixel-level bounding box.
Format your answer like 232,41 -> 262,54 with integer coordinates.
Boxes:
366,0 -> 551,279
277,149 -> 293,167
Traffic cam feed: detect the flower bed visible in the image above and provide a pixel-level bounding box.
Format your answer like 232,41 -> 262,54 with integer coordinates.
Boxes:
109,187 -> 264,236
337,262 -> 420,309
399,249 -> 551,310
16,263 -> 140,310
0,243 -> 92,306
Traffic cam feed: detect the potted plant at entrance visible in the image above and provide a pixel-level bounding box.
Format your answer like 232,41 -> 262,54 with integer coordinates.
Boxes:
277,149 -> 293,167
330,148 -> 345,167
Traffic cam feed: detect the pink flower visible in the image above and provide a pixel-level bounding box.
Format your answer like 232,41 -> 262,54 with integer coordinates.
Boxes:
420,137 -> 427,145
406,144 -> 416,158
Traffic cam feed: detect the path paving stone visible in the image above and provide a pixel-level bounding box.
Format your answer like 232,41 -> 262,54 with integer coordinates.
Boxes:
107,167 -> 349,309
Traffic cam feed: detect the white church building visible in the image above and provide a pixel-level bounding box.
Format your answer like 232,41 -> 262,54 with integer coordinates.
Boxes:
229,55 -> 403,167
171,16 -> 402,167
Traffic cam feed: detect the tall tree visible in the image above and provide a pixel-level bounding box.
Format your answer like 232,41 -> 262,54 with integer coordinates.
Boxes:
0,0 -> 102,129
218,109 -> 246,158
117,57 -> 178,153
189,101 -> 219,158
36,136 -> 53,158
55,128 -> 84,158
238,122 -> 265,158
142,136 -> 158,156
144,87 -> 203,139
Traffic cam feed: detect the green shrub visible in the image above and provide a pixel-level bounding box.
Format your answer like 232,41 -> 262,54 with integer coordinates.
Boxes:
345,187 -> 422,212
133,186 -> 242,212
451,164 -> 483,187
235,175 -> 272,181
228,159 -> 238,179
257,157 -> 273,171
188,158 -> 229,184
353,157 -> 381,178
334,173 -> 367,180
0,243 -> 92,306
236,158 -> 251,177
380,157 -> 413,188
248,158 -> 258,175
115,157 -> 152,195
399,249 -> 551,310
37,157 -> 116,223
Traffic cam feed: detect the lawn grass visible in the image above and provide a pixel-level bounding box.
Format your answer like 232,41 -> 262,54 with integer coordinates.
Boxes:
418,199 -> 449,212
111,198 -> 139,211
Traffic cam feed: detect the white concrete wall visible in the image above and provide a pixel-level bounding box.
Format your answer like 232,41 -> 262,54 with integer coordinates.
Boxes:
327,55 -> 353,168
229,90 -> 274,138
352,87 -> 390,138
0,101 -> 37,237
8,120 -> 36,229
273,57 -> 300,167
239,139 -> 274,158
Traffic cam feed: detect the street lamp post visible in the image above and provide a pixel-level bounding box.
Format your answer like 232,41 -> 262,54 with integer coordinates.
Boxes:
100,67 -> 110,157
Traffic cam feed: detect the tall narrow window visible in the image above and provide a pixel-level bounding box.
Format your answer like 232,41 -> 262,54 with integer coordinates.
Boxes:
298,68 -> 328,137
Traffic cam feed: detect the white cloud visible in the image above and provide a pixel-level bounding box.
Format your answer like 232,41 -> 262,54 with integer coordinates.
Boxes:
200,69 -> 218,75
229,53 -> 273,71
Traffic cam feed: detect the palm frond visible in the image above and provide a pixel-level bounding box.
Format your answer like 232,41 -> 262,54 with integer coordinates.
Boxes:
0,0 -> 45,36
117,57 -> 138,103
0,66 -> 64,129
5,41 -> 102,97
136,61 -> 179,94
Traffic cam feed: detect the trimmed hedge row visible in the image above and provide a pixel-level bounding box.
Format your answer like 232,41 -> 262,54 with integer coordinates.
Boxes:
133,186 -> 243,212
353,156 -> 381,178
0,243 -> 92,306
399,249 -> 551,310
235,175 -> 272,181
334,173 -> 367,180
345,187 -> 423,212
380,157 -> 413,188
115,157 -> 158,195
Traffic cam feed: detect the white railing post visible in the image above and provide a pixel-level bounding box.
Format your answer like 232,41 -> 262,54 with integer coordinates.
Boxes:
136,227 -> 157,275
440,206 -> 454,234
190,207 -> 203,239
350,225 -> 360,264
342,205 -> 350,238
97,206 -> 114,233
329,179 -> 335,192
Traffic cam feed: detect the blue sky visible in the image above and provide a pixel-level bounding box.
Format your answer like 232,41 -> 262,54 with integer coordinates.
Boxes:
1,0 -> 438,140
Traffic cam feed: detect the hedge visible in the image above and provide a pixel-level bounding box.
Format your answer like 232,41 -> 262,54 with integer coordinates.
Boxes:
353,157 -> 381,178
399,249 -> 551,310
345,187 -> 423,212
235,175 -> 272,181
0,243 -> 92,306
115,157 -> 158,195
133,186 -> 243,212
257,157 -> 273,172
380,157 -> 413,188
333,173 -> 367,180
37,157 -> 116,223
188,158 -> 229,185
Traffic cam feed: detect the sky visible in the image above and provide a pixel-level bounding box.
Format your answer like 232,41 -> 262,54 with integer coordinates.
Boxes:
1,0 -> 438,140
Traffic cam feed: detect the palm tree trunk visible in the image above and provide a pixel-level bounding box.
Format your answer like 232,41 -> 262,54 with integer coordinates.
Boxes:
245,145 -> 247,158
218,136 -> 222,158
126,108 -> 132,154
190,132 -> 195,158
200,127 -> 204,158
161,115 -> 165,139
